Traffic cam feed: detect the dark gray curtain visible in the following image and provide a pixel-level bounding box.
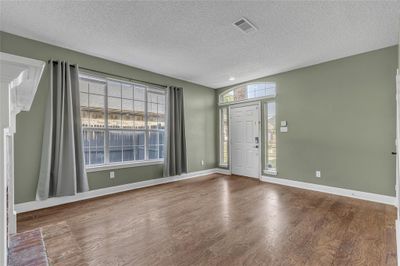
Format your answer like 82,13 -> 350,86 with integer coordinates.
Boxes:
36,60 -> 89,200
164,86 -> 187,177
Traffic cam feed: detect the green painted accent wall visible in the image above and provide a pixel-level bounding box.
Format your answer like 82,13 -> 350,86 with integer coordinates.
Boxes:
219,46 -> 398,196
0,32 -> 217,204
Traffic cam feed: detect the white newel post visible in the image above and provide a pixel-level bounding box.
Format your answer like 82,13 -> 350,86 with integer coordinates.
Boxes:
396,69 -> 400,266
397,70 -> 400,210
0,52 -> 44,265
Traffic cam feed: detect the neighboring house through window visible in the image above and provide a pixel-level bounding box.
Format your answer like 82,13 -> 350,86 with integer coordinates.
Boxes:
219,82 -> 276,104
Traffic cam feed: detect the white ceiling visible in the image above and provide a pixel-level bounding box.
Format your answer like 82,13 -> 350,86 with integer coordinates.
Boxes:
1,1 -> 399,89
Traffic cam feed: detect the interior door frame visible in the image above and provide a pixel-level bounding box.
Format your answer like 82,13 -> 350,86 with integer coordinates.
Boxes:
228,101 -> 262,179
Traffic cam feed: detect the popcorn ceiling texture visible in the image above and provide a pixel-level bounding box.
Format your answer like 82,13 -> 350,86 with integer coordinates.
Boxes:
0,1 -> 399,88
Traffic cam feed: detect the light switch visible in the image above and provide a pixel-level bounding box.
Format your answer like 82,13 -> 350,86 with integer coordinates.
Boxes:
280,127 -> 288,133
280,121 -> 287,127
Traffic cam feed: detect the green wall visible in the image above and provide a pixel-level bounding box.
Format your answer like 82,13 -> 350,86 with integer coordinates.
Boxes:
1,30 -> 397,202
0,32 -> 217,204
219,46 -> 398,196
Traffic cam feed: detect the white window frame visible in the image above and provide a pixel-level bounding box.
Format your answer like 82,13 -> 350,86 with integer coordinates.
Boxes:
218,82 -> 276,106
79,72 -> 166,171
263,101 -> 277,176
219,107 -> 229,168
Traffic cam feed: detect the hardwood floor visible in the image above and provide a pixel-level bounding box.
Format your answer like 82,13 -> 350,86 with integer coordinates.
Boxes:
17,174 -> 397,265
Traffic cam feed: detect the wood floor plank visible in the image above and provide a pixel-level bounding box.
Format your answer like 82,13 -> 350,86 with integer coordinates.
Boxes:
41,221 -> 86,266
17,174 -> 397,265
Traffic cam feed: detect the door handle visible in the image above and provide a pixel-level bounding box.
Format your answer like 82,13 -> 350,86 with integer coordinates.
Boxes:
392,152 -> 397,155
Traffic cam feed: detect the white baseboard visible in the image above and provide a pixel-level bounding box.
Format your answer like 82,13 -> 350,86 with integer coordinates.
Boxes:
15,168 -> 228,213
261,175 -> 396,206
215,168 -> 231,175
15,171 -> 395,213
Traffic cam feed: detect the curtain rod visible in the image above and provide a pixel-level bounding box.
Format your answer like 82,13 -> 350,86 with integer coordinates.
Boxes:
80,67 -> 168,88
48,59 -> 168,88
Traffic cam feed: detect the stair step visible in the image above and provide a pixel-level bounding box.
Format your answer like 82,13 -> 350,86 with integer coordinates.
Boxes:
8,228 -> 48,266
8,221 -> 86,265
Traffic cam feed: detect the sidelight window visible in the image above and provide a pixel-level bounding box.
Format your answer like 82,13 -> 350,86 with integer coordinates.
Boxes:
264,101 -> 276,175
219,107 -> 229,167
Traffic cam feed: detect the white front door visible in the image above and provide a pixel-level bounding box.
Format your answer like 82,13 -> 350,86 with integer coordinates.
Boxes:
230,103 -> 260,178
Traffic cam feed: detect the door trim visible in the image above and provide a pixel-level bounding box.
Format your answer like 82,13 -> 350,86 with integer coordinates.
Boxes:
228,101 -> 262,179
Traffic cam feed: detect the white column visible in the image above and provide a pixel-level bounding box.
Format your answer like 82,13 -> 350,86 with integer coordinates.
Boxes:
0,52 -> 45,265
0,80 -> 9,266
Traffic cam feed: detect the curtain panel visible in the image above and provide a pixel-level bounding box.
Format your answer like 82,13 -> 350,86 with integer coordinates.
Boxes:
164,86 -> 187,177
36,60 -> 88,200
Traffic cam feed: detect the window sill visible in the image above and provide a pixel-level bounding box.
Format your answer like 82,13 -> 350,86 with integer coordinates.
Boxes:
86,160 -> 164,173
263,169 -> 277,176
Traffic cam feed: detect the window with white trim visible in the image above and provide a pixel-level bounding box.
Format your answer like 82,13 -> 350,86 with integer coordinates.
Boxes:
79,73 -> 166,167
265,101 -> 276,174
219,82 -> 276,104
219,107 -> 229,167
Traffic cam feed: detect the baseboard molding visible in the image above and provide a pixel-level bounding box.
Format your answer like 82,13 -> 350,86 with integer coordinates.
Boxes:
261,175 -> 396,206
16,171 -> 395,213
15,168 -> 228,213
215,168 -> 231,175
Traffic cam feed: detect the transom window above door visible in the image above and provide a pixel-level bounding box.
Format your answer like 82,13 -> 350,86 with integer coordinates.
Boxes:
219,82 -> 276,104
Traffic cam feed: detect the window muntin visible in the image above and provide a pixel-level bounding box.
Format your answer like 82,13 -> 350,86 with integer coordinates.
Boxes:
82,130 -> 105,165
219,82 -> 276,104
219,107 -> 229,167
265,101 -> 276,173
79,73 -> 166,167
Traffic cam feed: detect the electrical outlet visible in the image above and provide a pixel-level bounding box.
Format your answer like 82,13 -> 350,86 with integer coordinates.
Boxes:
315,171 -> 321,178
201,160 -> 205,166
110,171 -> 115,179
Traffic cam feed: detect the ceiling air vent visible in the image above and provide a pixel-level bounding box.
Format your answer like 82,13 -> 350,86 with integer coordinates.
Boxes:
233,17 -> 257,33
